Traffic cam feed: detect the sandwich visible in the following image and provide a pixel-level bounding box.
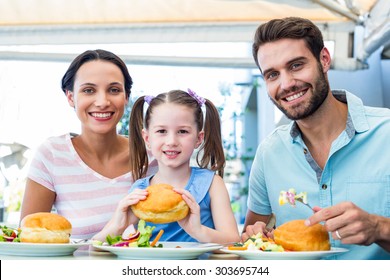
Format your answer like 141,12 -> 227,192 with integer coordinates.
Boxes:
131,184 -> 189,224
274,219 -> 330,251
20,212 -> 72,243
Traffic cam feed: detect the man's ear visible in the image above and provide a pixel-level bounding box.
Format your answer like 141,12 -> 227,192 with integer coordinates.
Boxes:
320,47 -> 332,73
66,90 -> 75,108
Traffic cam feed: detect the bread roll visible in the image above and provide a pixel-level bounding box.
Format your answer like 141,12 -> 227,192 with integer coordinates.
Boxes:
131,184 -> 189,224
20,212 -> 72,243
274,219 -> 330,251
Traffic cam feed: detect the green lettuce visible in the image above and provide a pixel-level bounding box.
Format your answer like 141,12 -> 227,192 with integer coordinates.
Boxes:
136,220 -> 155,247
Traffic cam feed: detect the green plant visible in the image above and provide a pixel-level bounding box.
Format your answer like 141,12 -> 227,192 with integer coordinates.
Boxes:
118,102 -> 131,136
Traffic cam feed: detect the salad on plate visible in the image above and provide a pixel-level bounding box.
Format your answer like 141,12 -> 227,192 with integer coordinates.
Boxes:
227,232 -> 284,252
95,220 -> 164,248
0,225 -> 21,242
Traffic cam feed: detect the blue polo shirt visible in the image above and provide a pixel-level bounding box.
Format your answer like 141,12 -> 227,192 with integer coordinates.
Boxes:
248,90 -> 390,259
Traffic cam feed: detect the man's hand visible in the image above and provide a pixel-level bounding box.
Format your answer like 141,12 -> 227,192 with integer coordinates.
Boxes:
305,201 -> 379,245
242,221 -> 273,242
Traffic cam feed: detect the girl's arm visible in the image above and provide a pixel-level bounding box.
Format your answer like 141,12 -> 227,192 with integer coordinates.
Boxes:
91,189 -> 146,241
178,175 -> 240,243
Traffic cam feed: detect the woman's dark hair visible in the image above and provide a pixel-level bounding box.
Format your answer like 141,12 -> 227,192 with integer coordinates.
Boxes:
252,17 -> 325,71
129,90 -> 225,180
61,49 -> 132,98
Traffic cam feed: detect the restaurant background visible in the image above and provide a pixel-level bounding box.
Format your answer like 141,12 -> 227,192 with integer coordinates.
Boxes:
1,0 -> 390,228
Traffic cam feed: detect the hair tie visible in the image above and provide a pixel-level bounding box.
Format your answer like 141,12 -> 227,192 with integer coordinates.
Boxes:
187,88 -> 206,106
144,95 -> 154,105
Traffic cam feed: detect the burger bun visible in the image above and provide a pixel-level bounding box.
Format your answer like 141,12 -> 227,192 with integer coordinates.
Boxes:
274,219 -> 330,251
20,212 -> 72,243
131,184 -> 189,224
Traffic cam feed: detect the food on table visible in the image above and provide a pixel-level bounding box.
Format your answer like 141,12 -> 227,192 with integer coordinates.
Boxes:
279,188 -> 308,207
0,225 -> 21,242
228,232 -> 284,252
274,219 -> 330,251
19,212 -> 72,243
104,219 -> 164,248
131,184 -> 189,223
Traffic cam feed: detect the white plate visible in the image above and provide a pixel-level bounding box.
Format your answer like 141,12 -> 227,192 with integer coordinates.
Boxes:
93,242 -> 222,260
220,247 -> 349,260
0,239 -> 90,257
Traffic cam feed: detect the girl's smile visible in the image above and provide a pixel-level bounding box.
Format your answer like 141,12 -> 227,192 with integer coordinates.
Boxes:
143,103 -> 203,170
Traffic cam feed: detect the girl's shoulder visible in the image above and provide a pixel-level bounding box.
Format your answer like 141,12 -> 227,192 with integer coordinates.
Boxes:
130,176 -> 152,192
191,167 -> 215,176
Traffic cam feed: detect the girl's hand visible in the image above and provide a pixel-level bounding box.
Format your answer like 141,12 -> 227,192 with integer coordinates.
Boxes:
117,189 -> 148,212
111,189 -> 148,227
92,189 -> 147,241
175,188 -> 202,237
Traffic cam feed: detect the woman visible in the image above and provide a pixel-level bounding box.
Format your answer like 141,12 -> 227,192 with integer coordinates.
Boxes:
20,49 -> 156,239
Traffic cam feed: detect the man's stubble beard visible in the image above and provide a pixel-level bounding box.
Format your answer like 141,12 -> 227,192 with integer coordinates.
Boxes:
271,64 -> 329,121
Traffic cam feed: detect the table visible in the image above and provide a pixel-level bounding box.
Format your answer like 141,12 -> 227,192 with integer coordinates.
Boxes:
0,244 -> 240,260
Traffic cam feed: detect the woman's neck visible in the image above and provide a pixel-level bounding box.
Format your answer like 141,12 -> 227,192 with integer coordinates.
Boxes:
76,130 -> 121,159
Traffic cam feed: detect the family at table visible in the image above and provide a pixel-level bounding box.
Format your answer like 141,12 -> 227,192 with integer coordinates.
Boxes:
19,17 -> 390,260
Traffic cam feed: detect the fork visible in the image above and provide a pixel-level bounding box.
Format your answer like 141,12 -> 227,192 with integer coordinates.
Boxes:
264,213 -> 276,233
196,242 -> 238,248
71,239 -> 90,244
295,197 -> 314,211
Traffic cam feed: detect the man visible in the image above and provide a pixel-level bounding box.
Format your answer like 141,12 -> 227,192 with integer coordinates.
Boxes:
243,17 -> 390,259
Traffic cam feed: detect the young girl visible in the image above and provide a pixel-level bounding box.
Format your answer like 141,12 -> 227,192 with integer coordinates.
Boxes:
96,89 -> 240,244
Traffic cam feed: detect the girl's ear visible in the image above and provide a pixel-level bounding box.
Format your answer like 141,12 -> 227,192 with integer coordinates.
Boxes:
66,90 -> 75,108
142,128 -> 151,150
196,130 -> 205,148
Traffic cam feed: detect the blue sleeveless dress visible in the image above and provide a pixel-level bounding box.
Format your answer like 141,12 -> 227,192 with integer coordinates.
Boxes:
129,167 -> 215,242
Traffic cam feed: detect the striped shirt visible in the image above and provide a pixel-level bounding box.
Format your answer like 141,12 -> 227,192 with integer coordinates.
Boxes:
27,133 -> 157,239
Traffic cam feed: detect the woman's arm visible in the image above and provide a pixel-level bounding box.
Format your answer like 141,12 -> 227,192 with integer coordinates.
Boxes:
20,178 -> 56,222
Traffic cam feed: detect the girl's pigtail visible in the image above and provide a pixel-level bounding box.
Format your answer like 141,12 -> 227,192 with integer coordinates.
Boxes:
129,96 -> 149,181
197,99 -> 225,177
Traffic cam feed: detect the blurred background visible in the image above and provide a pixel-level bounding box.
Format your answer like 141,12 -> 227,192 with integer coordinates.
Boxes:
1,0 -> 389,225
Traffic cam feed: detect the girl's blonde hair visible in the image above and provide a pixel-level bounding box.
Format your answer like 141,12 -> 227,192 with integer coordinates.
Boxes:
129,89 -> 225,181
